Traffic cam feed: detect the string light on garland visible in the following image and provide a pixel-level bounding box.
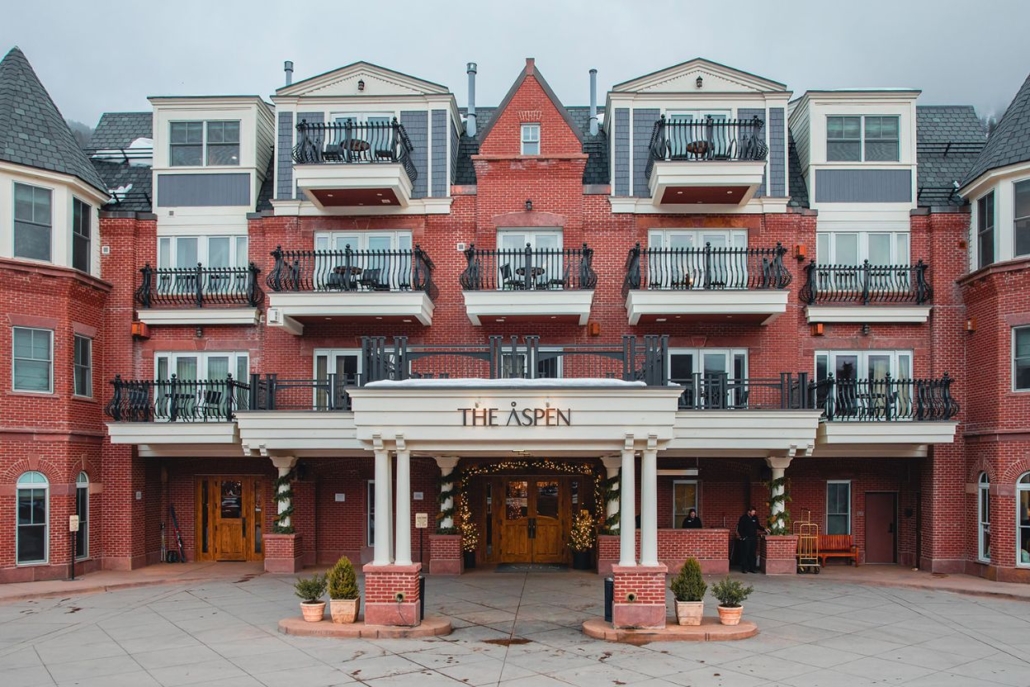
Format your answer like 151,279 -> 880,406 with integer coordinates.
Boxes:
272,469 -> 295,534
766,476 -> 792,535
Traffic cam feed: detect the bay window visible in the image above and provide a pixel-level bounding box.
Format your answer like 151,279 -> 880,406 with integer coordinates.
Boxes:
977,192 -> 995,269
1015,179 -> 1030,258
72,198 -> 92,273
13,327 -> 53,393
14,183 -> 52,262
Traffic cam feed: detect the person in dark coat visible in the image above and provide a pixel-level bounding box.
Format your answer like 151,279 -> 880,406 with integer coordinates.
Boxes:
681,509 -> 702,529
736,506 -> 766,573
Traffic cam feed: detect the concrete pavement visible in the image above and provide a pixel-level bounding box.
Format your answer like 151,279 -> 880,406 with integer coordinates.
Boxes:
1,564 -> 1030,685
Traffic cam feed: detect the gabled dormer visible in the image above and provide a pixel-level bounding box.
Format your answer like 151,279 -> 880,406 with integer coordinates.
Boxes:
606,58 -> 792,213
272,61 -> 461,214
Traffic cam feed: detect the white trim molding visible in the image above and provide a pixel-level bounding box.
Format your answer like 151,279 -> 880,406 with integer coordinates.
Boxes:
805,305 -> 931,324
462,290 -> 594,326
138,308 -> 261,327
626,289 -> 788,325
267,291 -> 434,334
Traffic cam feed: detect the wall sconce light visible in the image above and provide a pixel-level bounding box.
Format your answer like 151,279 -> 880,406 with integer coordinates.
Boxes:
525,199 -> 533,211
195,326 -> 203,338
966,318 -> 976,333
588,322 -> 601,337
794,243 -> 807,261
696,75 -> 703,89
357,79 -> 365,91
861,323 -> 871,336
811,322 -> 824,336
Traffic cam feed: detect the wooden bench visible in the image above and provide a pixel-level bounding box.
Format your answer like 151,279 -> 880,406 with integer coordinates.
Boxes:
817,534 -> 859,566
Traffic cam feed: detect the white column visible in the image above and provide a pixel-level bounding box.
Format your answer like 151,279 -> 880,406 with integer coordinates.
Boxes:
435,456 -> 459,530
373,437 -> 393,565
766,455 -> 793,530
640,436 -> 659,566
600,456 -> 621,534
619,436 -> 637,567
269,456 -> 298,530
395,438 -> 412,566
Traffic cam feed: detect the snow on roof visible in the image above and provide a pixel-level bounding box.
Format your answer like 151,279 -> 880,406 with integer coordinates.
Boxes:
364,378 -> 648,389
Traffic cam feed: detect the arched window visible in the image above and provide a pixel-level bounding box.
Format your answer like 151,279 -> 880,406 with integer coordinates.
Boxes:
16,472 -> 48,564
76,472 -> 89,559
978,473 -> 990,562
1018,473 -> 1030,566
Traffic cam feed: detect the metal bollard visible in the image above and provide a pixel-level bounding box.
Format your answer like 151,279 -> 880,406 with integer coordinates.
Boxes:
419,574 -> 426,621
603,576 -> 614,623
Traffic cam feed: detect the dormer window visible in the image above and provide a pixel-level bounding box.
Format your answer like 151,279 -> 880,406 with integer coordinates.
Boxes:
827,115 -> 899,162
521,123 -> 540,155
170,121 -> 240,167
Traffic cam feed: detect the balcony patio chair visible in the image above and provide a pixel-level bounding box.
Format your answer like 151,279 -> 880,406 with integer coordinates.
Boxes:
500,263 -> 524,290
360,268 -> 390,291
199,389 -> 224,421
547,264 -> 571,290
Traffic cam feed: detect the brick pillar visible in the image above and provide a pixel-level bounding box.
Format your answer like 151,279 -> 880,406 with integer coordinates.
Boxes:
263,534 -> 303,573
611,563 -> 667,629
363,562 -> 422,626
761,535 -> 798,575
429,534 -> 463,575
100,444 -> 149,571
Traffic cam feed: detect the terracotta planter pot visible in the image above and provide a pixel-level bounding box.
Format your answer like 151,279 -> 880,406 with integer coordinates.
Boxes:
717,605 -> 743,626
675,600 -> 704,626
300,601 -> 326,622
330,598 -> 359,624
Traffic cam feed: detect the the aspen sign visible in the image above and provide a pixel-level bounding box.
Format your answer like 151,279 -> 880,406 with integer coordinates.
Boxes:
460,401 -> 572,427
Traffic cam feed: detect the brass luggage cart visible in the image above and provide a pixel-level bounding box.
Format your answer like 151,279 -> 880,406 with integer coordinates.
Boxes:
796,521 -> 820,574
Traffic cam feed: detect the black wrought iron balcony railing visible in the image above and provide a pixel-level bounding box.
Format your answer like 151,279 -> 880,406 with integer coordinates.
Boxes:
459,243 -> 597,291
674,372 -> 812,411
291,119 -> 417,184
135,263 -> 263,309
265,245 -> 434,294
798,261 -> 932,306
810,374 -> 958,422
645,115 -> 768,180
624,243 -> 791,293
105,375 -> 249,423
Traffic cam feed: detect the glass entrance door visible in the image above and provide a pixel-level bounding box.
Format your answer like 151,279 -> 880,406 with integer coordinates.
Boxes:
195,476 -> 264,562
498,477 -> 569,564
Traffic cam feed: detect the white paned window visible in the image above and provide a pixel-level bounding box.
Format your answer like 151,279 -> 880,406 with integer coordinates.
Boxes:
815,350 -> 912,383
314,349 -> 361,410
816,232 -> 910,266
648,229 -> 747,290
73,335 -> 92,398
977,192 -> 995,269
14,183 -> 52,262
76,472 -> 89,559
673,481 -> 699,529
496,229 -> 563,290
314,231 -> 412,291
13,327 -> 53,393
155,351 -> 249,383
826,481 -> 851,535
1019,473 -> 1030,566
170,121 -> 240,166
72,198 -> 92,273
17,471 -> 48,564
827,115 -> 899,162
521,123 -> 540,155
158,235 -> 249,295
1015,327 -> 1030,392
978,473 -> 990,562
1015,179 -> 1030,258
666,110 -> 732,158
669,348 -> 748,409
815,350 -> 913,419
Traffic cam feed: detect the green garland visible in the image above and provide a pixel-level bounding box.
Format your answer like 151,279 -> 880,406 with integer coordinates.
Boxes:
601,474 -> 621,534
272,470 -> 295,534
435,469 -> 461,534
765,476 -> 792,535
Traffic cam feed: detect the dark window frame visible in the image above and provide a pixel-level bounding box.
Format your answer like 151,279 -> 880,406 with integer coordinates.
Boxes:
72,197 -> 91,273
13,183 -> 53,262
1015,326 -> 1030,392
74,335 -> 92,397
978,192 -> 996,269
12,327 -> 53,393
1015,179 -> 1030,258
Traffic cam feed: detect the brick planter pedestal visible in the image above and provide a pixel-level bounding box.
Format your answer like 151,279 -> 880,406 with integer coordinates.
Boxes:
760,535 -> 798,575
429,534 -> 463,575
363,563 -> 422,627
264,534 -> 303,573
598,532 -> 730,576
611,564 -> 668,630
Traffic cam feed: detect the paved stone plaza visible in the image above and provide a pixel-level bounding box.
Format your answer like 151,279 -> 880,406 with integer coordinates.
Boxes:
1,569 -> 1029,686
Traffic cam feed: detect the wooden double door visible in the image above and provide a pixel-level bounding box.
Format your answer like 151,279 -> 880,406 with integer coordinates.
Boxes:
489,476 -> 580,564
195,476 -> 265,562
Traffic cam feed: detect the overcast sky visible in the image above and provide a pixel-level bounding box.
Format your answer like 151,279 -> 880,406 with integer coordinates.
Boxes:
3,0 -> 1028,127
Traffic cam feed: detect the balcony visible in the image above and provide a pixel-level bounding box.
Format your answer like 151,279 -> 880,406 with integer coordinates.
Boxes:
799,261 -> 933,324
646,116 -> 768,206
623,243 -> 791,325
812,374 -> 959,457
265,245 -> 435,333
104,375 -> 248,455
292,119 -> 417,209
135,263 -> 263,326
458,244 -> 597,325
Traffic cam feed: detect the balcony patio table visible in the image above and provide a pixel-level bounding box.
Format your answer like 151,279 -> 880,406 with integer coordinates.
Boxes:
685,140 -> 710,158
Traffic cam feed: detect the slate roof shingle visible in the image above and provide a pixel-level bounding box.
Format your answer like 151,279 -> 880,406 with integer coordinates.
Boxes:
963,73 -> 1030,186
915,105 -> 986,206
90,160 -> 152,212
0,46 -> 108,193
88,112 -> 153,151
787,133 -> 809,208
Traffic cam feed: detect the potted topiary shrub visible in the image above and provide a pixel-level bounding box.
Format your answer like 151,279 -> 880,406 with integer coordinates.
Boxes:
294,572 -> 327,623
569,509 -> 596,570
710,576 -> 753,626
327,556 -> 360,624
670,557 -> 707,625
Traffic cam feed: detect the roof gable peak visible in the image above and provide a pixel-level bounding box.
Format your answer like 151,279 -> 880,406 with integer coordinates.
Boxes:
477,58 -> 583,150
276,61 -> 449,98
613,58 -> 787,94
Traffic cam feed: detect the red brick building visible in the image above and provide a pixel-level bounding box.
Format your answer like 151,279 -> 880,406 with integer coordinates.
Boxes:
2,45 -> 1027,609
